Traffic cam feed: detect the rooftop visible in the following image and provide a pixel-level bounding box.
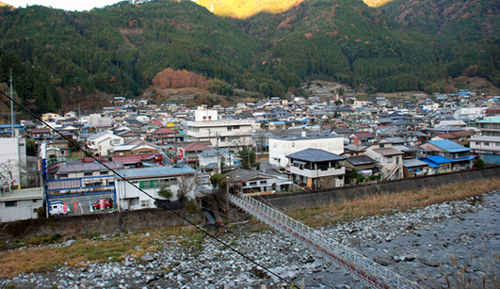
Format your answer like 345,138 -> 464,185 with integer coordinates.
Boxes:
286,148 -> 345,162
115,165 -> 196,179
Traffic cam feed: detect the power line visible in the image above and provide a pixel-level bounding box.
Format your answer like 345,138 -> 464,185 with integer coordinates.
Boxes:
0,89 -> 301,288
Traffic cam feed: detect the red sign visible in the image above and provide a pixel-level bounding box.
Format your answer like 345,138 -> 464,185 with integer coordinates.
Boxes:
179,148 -> 184,158
63,202 -> 68,214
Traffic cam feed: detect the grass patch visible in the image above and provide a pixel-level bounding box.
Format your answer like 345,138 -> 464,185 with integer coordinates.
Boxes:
286,178 -> 500,227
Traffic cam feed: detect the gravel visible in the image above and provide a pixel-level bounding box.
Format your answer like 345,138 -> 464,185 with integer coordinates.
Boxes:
2,191 -> 500,289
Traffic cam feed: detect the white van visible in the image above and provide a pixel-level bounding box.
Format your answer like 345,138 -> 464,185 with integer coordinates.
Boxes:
49,202 -> 71,217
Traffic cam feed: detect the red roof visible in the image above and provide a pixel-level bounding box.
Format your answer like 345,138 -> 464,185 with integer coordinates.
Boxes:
352,132 -> 375,139
183,142 -> 210,152
151,128 -> 175,134
112,154 -> 162,165
82,156 -> 103,163
149,120 -> 163,127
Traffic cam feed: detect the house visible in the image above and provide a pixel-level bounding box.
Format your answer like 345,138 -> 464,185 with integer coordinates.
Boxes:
114,165 -> 197,210
198,148 -> 237,173
186,106 -> 258,150
112,139 -> 159,157
402,159 -> 430,178
179,142 -> 211,164
41,113 -> 61,122
225,169 -> 292,194
286,148 -> 346,189
86,131 -> 124,157
148,127 -> 177,144
345,155 -> 379,178
0,138 -> 27,187
476,117 -> 500,137
418,155 -> 453,174
349,132 -> 375,146
31,128 -> 52,139
269,133 -> 344,168
0,187 -> 44,222
112,153 -> 164,168
419,140 -> 475,171
365,142 -> 404,181
469,136 -> 500,165
269,121 -> 287,130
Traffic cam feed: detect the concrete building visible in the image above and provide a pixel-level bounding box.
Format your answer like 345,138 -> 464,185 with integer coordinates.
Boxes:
269,133 -> 344,168
0,138 -> 27,187
114,166 -> 197,211
469,136 -> 500,165
86,131 -> 124,157
365,142 -> 404,181
286,148 -> 346,189
185,106 -> 258,150
0,187 -> 43,222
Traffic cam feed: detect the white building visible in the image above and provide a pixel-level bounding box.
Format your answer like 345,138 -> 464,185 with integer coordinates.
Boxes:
86,131 -> 124,157
114,166 -> 197,211
454,107 -> 486,123
186,106 -> 258,150
365,142 -> 404,180
0,138 -> 27,187
0,187 -> 43,222
269,133 -> 344,168
469,136 -> 500,165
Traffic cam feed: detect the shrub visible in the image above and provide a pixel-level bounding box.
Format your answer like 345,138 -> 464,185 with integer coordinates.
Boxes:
186,199 -> 200,214
37,206 -> 46,218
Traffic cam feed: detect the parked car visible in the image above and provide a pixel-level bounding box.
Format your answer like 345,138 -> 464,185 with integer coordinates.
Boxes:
49,202 -> 71,217
92,198 -> 113,210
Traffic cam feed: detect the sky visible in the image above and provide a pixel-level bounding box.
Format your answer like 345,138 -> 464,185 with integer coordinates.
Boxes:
4,0 -> 123,11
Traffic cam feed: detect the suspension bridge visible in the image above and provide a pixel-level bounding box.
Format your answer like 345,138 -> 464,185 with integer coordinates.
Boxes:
229,192 -> 421,289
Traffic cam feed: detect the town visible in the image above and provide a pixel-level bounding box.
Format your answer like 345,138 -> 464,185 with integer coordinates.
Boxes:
0,85 -> 498,223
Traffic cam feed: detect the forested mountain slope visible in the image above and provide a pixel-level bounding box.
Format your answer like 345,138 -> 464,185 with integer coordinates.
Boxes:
0,0 -> 498,114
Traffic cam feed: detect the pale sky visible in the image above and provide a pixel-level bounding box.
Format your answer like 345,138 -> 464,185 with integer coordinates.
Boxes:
4,0 -> 123,11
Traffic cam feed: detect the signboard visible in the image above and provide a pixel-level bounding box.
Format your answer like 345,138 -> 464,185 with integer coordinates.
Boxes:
179,148 -> 184,159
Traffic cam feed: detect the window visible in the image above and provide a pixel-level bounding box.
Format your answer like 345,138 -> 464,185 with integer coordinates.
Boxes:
396,157 -> 399,164
233,126 -> 240,130
260,181 -> 267,184
129,198 -> 139,206
387,156 -> 393,163
5,201 -> 17,207
84,172 -> 93,177
249,182 -> 257,185
113,139 -> 121,144
227,127 -> 232,131
484,142 -> 490,146
118,152 -> 125,156
59,174 -> 69,179
33,199 -> 38,203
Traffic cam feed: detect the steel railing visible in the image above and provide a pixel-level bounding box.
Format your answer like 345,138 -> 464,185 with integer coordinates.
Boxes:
230,193 -> 421,289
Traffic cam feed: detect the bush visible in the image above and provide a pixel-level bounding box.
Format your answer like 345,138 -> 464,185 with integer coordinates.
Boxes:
37,206 -> 46,218
186,199 -> 200,214
157,186 -> 173,200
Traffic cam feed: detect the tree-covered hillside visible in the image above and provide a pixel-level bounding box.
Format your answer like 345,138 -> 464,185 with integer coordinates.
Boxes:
0,0 -> 499,113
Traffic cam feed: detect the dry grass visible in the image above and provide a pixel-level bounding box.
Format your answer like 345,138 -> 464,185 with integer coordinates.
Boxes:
0,226 -> 200,279
286,178 -> 500,228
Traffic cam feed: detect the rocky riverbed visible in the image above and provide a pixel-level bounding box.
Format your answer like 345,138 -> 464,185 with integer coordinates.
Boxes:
2,191 -> 500,289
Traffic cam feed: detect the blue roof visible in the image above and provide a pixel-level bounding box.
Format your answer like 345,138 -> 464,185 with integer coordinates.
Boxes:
419,155 -> 452,166
0,124 -> 23,129
451,156 -> 476,162
115,165 -> 196,179
271,121 -> 286,125
428,140 -> 469,153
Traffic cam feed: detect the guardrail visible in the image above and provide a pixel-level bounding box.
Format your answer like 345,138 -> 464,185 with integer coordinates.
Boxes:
230,193 -> 421,289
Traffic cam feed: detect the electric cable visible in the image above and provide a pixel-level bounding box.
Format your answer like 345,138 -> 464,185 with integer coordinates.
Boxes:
0,89 -> 302,289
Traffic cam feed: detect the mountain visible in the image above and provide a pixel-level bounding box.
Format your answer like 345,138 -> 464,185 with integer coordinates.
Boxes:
195,0 -> 305,19
0,0 -> 498,114
379,0 -> 500,40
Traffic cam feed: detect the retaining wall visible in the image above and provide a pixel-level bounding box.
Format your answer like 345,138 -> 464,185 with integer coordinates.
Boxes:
260,166 -> 500,211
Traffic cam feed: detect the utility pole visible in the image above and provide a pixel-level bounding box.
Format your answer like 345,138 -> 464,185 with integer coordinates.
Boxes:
216,133 -> 221,174
10,69 -> 14,138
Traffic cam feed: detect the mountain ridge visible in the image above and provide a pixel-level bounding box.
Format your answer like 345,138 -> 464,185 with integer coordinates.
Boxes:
0,0 -> 498,114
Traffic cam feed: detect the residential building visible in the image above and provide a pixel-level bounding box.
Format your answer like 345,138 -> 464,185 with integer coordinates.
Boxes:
365,142 -> 404,180
403,159 -> 430,177
112,139 -> 159,157
186,106 -> 258,150
477,117 -> 500,137
286,148 -> 346,189
345,155 -> 379,178
86,131 -> 124,157
225,169 -> 292,194
148,128 -> 177,144
0,187 -> 44,222
198,148 -> 237,173
269,133 -> 344,168
0,138 -> 27,187
419,139 -> 474,171
114,166 -> 197,210
469,136 -> 500,165
179,142 -> 211,164
418,155 -> 453,174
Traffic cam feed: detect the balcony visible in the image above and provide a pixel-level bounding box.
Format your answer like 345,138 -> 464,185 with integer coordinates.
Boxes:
289,166 -> 345,178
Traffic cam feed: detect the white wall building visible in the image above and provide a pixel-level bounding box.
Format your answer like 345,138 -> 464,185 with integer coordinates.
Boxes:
269,133 -> 344,168
0,187 -> 43,222
186,106 -> 258,150
86,131 -> 124,157
0,138 -> 27,187
114,166 -> 197,211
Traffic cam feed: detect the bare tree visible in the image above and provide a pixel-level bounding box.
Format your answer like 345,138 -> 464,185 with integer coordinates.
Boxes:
0,159 -> 18,183
176,174 -> 197,200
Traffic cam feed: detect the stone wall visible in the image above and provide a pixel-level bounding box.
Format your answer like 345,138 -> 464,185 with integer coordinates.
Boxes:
260,166 -> 500,211
1,208 -> 204,239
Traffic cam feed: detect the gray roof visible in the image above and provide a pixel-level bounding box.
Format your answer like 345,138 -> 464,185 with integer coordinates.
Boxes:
403,158 -> 429,168
469,136 -> 500,142
87,131 -> 111,140
57,162 -> 124,174
286,148 -> 345,162
0,187 -> 44,202
225,169 -> 277,182
346,155 -> 377,166
115,165 -> 196,180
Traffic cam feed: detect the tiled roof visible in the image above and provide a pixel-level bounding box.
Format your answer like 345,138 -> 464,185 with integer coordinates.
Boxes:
286,148 -> 345,162
183,142 -> 210,152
